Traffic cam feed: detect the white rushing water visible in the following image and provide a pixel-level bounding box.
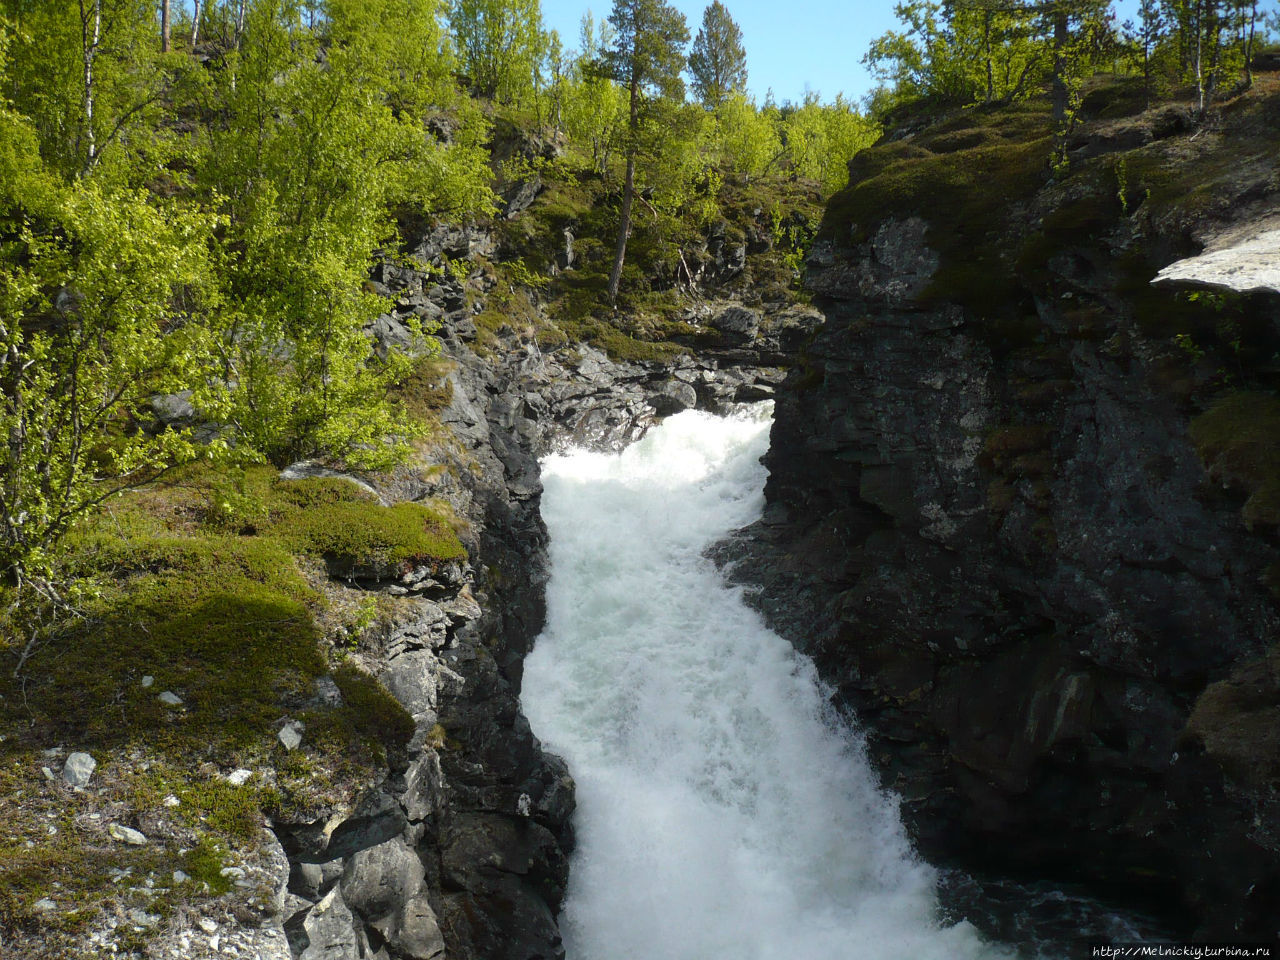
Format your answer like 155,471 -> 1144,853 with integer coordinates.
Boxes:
522,405 -> 1009,960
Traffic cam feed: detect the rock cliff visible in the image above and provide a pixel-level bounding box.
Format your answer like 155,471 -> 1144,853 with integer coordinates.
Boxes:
724,79 -> 1280,939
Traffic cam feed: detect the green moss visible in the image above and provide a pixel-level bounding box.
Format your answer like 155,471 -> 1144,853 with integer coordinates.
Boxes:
0,454 -> 471,953
332,663 -> 415,751
285,499 -> 466,575
183,837 -> 233,896
1190,392 -> 1280,532
820,102 -> 1053,324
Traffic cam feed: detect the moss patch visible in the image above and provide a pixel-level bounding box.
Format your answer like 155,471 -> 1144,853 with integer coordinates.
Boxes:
1189,392 -> 1280,532
821,102 -> 1053,322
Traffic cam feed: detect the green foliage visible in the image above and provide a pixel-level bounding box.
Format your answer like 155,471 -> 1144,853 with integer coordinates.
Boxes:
778,94 -> 881,192
603,0 -> 690,102
0,0 -> 187,181
0,179 -> 222,581
452,0 -> 546,103
193,0 -> 488,469
710,93 -> 782,177
688,1 -> 748,107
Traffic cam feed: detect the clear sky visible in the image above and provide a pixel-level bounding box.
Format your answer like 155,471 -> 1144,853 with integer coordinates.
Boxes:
539,0 -> 1277,107
540,0 -> 905,105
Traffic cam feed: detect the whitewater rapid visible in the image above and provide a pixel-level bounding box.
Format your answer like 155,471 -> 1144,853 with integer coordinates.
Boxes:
521,405 -> 1008,960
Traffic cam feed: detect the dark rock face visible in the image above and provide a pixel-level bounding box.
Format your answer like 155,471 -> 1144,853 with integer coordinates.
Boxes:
723,216 -> 1280,939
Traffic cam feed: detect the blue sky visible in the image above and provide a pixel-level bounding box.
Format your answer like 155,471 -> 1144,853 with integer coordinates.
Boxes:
540,0 -> 1278,107
540,0 -> 904,105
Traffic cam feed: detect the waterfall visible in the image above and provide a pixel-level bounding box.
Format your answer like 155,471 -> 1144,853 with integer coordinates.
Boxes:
522,405 -> 1010,960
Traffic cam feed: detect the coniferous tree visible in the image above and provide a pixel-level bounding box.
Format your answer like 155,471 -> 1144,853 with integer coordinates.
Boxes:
602,0 -> 689,304
688,1 -> 747,107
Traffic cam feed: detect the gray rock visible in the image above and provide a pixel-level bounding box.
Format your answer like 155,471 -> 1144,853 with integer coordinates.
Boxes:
150,390 -> 196,425
299,887 -> 361,960
108,824 -> 147,845
33,898 -> 56,912
341,838 -> 425,922
61,752 -> 96,787
502,176 -> 543,220
157,691 -> 183,706
710,305 -> 761,342
381,895 -> 445,959
313,675 -> 344,708
278,721 -> 304,751
1153,226 -> 1280,295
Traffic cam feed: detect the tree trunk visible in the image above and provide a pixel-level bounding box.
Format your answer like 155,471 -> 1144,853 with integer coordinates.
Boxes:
608,74 -> 641,306
191,0 -> 202,46
161,0 -> 170,52
608,155 -> 635,305
81,0 -> 101,171
1243,0 -> 1258,88
1051,8 -> 1070,124
983,9 -> 995,102
1195,0 -> 1206,111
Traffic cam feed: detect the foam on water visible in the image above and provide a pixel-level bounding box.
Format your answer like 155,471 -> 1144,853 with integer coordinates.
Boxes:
522,405 -> 1010,960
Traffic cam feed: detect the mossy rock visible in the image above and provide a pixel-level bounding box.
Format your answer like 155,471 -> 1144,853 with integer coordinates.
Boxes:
331,663 -> 415,751
285,498 -> 466,579
1185,645 -> 1280,789
1190,392 -> 1280,532
0,457 -> 470,952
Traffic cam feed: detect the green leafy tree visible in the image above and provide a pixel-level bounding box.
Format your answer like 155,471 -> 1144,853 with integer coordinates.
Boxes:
602,0 -> 690,304
560,13 -> 627,173
1123,0 -> 1169,104
0,178 -> 221,584
711,92 -> 782,177
779,94 -> 880,192
0,0 -> 186,181
688,1 -> 748,107
451,0 -> 546,103
193,0 -> 492,466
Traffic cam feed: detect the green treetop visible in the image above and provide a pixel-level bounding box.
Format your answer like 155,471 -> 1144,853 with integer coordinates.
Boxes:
451,0 -> 547,103
688,1 -> 748,107
601,0 -> 690,304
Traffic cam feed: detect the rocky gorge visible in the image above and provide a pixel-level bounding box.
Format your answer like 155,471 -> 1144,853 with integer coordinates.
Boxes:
275,79 -> 1280,955
6,73 -> 1280,960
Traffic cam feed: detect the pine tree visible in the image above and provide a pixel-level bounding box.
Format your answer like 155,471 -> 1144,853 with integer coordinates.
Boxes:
602,0 -> 689,304
688,1 -> 747,107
